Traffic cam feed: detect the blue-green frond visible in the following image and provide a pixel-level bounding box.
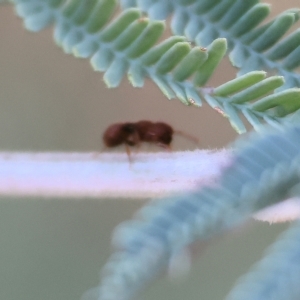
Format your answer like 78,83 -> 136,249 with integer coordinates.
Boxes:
14,0 -> 63,32
10,0 -> 300,133
226,221 -> 300,300
84,124 -> 300,300
11,0 -> 229,107
121,0 -> 300,90
205,72 -> 300,133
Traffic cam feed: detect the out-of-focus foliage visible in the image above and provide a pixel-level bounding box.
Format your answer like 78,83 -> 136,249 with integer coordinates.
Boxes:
84,124 -> 300,300
3,1 -> 300,300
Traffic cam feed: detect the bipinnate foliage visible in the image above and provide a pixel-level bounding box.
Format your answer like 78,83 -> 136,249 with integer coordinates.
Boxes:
82,124 -> 300,300
121,0 -> 300,87
3,1 -> 300,300
6,0 -> 300,133
226,219 -> 300,300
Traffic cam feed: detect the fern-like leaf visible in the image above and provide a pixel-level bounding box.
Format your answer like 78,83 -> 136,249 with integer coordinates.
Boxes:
14,0 -> 63,31
84,124 -> 300,300
207,72 -> 300,133
9,0 -> 300,133
121,0 -> 300,90
12,0 -> 231,107
226,221 -> 300,300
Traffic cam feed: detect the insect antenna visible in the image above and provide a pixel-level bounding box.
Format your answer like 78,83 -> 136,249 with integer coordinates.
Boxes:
173,130 -> 199,146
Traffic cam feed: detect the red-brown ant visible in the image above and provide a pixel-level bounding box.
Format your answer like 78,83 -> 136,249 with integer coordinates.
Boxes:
103,120 -> 198,160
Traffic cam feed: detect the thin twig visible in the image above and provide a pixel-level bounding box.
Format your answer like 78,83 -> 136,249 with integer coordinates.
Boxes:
0,150 -> 231,198
0,150 -> 299,223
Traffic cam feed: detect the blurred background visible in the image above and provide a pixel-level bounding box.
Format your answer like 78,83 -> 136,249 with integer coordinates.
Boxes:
0,1 -> 295,299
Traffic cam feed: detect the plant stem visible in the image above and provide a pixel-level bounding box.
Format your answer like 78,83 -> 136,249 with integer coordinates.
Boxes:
0,150 -> 298,223
0,150 -> 231,198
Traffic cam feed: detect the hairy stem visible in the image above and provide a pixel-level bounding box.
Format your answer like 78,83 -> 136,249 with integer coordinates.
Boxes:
0,150 -> 298,223
0,150 -> 231,198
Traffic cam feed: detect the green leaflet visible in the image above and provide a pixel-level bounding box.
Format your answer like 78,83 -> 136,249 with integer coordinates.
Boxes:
103,57 -> 129,87
123,0 -> 300,90
100,8 -> 141,42
207,0 -> 236,23
113,18 -> 149,51
282,46 -> 300,70
64,0 -> 98,25
214,71 -> 266,97
85,0 -> 117,33
214,71 -> 267,96
223,102 -> 247,133
151,75 -> 176,99
10,0 -> 300,133
193,38 -> 227,86
251,88 -> 300,113
125,20 -> 165,58
173,47 -> 208,82
266,29 -> 300,61
250,12 -> 297,52
207,75 -> 300,132
141,36 -> 187,66
168,81 -> 190,104
185,85 -> 202,106
73,8 -> 142,56
229,77 -> 284,104
156,42 -> 191,74
127,63 -> 145,87
193,0 -> 221,14
229,3 -> 270,37
216,0 -> 259,30
91,47 -> 114,71
242,108 -> 263,131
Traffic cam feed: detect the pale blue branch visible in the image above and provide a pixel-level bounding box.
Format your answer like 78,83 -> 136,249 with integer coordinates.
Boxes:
0,150 -> 231,198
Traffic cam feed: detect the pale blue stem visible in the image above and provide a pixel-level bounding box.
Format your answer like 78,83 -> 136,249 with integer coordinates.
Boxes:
0,150 -> 231,199
0,150 -> 298,224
